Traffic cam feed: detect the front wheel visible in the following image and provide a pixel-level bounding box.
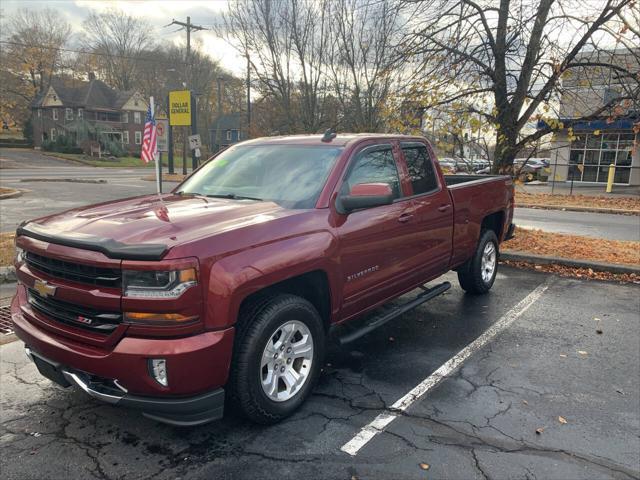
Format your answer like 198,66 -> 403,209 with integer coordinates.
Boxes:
457,229 -> 499,294
228,294 -> 325,424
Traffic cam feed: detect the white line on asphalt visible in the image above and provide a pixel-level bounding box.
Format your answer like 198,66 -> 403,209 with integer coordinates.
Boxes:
340,277 -> 553,456
109,183 -> 145,188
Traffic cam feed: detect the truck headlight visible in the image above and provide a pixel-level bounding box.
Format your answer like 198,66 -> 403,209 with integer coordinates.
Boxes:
123,268 -> 197,298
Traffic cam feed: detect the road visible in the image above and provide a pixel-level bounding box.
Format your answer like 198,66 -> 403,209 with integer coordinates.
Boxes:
2,267 -> 639,479
514,207 -> 640,241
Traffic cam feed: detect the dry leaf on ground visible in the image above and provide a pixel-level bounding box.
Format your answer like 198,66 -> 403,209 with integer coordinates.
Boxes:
419,463 -> 430,470
535,427 -> 544,434
558,416 -> 568,424
515,192 -> 640,212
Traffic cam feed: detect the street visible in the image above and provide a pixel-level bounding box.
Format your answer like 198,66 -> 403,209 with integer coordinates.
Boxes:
2,267 -> 639,479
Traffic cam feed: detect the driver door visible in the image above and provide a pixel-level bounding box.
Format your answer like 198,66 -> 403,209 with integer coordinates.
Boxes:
335,143 -> 423,321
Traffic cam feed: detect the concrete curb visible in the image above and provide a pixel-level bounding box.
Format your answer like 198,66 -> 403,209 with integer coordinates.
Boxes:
517,203 -> 639,216
500,251 -> 640,275
0,266 -> 16,284
19,178 -> 106,184
0,189 -> 22,200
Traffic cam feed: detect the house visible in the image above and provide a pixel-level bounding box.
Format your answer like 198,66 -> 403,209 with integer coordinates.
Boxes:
31,76 -> 148,154
210,112 -> 245,152
544,49 -> 639,186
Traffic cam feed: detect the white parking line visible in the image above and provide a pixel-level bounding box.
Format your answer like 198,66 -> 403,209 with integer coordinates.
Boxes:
340,278 -> 552,456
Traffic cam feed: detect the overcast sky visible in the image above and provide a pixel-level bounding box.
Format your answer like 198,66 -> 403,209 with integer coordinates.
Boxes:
0,0 -> 246,74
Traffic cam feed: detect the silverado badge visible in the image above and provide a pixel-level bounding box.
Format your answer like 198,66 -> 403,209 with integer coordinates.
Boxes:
33,280 -> 56,298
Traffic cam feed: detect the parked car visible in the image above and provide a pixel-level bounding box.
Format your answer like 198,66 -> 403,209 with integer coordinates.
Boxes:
12,134 -> 514,426
514,158 -> 550,181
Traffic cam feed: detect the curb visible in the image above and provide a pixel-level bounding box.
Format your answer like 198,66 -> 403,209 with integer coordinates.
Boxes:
500,252 -> 640,275
517,203 -> 639,216
0,266 -> 16,284
0,189 -> 22,200
19,178 -> 106,184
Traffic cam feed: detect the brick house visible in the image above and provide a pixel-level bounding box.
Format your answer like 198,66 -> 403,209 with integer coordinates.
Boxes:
31,77 -> 148,155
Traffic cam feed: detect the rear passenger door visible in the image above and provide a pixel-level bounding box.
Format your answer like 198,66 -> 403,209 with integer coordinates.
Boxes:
399,142 -> 454,278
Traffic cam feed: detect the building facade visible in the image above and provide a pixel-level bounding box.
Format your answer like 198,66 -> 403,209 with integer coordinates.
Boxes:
547,50 -> 639,186
209,113 -> 245,152
31,77 -> 148,155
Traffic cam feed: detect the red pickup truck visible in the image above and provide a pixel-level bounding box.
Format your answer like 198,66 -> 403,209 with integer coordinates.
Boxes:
11,133 -> 514,426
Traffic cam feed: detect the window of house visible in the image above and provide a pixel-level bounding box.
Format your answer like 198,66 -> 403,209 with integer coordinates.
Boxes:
51,128 -> 57,141
52,109 -> 58,121
342,146 -> 400,199
135,131 -> 142,144
65,108 -> 73,121
122,112 -> 129,123
134,112 -> 141,124
401,145 -> 439,195
226,130 -> 232,141
122,131 -> 129,144
77,108 -> 83,120
568,132 -> 635,185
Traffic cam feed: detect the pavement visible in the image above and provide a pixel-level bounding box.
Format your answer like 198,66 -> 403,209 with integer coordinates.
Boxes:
1,267 -> 639,479
514,207 -> 640,241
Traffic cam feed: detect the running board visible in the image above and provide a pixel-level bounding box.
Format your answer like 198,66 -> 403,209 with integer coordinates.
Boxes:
338,281 -> 451,345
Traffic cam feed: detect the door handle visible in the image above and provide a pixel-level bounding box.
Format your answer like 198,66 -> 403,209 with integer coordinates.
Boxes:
398,213 -> 413,223
438,204 -> 451,212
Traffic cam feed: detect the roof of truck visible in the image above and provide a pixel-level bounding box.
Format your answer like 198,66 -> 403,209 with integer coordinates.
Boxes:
240,133 -> 427,147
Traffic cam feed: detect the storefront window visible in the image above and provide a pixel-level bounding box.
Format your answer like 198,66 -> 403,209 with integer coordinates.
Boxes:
568,132 -> 636,184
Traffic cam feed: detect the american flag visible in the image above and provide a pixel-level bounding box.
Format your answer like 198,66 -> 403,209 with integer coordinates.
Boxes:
140,104 -> 157,163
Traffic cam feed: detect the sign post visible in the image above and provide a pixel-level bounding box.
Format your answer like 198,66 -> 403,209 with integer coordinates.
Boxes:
169,90 -> 191,176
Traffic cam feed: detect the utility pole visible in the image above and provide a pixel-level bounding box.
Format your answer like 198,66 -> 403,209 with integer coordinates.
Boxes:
246,54 -> 251,140
167,17 -> 206,172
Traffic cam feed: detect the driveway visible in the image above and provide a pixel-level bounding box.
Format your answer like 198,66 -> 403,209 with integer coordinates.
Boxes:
2,267 -> 638,479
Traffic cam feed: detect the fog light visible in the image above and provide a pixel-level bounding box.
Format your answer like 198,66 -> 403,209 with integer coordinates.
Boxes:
149,358 -> 168,387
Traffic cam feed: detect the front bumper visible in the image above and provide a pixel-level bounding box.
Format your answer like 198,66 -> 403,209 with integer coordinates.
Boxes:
25,347 -> 224,426
12,291 -> 235,426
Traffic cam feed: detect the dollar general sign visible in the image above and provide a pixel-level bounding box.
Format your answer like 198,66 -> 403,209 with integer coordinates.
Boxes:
169,90 -> 191,126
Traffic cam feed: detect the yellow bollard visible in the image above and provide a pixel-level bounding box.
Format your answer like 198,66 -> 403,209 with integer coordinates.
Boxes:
606,163 -> 615,193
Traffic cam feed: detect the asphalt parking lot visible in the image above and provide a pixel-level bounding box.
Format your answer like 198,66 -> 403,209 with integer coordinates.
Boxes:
2,267 -> 639,480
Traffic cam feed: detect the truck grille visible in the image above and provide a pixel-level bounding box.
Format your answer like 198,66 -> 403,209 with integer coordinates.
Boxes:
27,288 -> 122,334
25,252 -> 121,288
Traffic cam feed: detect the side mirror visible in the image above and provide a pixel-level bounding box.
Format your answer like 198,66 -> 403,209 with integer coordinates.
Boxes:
337,183 -> 394,214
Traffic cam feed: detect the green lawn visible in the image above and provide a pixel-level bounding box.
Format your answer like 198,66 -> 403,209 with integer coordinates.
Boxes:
46,152 -> 197,169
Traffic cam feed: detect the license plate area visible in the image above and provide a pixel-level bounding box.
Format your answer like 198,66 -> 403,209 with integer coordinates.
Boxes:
31,352 -> 71,388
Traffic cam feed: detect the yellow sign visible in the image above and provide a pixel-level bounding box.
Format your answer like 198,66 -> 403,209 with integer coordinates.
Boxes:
169,90 -> 191,126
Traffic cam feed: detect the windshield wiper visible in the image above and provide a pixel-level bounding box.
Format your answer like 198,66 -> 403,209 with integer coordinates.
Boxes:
205,193 -> 263,201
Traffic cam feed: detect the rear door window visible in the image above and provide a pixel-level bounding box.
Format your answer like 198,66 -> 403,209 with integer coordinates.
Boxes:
401,145 -> 439,195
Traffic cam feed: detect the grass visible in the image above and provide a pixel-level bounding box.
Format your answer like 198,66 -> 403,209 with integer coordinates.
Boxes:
46,152 -> 196,169
515,191 -> 640,212
503,227 -> 640,266
0,233 -> 15,267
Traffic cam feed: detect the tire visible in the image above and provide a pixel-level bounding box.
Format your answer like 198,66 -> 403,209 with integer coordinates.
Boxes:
228,294 -> 325,424
457,229 -> 499,294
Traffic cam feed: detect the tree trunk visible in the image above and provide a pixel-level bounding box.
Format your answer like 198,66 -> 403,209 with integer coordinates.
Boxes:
492,132 -> 518,175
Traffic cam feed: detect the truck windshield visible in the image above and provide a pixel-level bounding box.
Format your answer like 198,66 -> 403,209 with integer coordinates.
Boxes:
177,145 -> 343,209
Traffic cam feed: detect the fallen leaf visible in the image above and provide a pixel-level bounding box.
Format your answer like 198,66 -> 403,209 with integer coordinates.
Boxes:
351,476 -> 358,480
522,400 -> 528,405
535,427 -> 544,434
596,329 -> 603,334
578,350 -> 588,355
419,463 -> 430,470
559,354 -> 567,358
558,416 -> 567,424
593,317 -> 601,321
388,337 -> 395,342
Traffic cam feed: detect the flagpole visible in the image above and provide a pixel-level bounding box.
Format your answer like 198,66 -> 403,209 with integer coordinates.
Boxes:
150,96 -> 161,195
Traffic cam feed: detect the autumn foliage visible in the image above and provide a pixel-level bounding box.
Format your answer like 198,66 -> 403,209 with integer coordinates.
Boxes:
515,192 -> 640,212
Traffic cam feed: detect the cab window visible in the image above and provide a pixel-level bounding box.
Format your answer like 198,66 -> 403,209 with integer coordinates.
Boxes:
342,146 -> 401,199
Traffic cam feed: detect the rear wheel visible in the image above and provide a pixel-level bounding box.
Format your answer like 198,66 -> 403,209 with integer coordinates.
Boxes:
228,294 -> 325,424
457,229 -> 499,294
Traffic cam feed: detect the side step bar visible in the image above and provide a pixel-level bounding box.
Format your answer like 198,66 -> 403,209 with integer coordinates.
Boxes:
338,281 -> 451,345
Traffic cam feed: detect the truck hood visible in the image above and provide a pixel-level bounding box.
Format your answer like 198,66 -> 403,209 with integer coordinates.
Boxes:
19,194 -> 301,260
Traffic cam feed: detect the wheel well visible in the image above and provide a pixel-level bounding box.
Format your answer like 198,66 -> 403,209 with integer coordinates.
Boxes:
481,211 -> 505,240
239,270 -> 332,330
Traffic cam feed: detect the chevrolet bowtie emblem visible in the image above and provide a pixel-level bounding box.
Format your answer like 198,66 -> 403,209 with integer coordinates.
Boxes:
34,279 -> 57,298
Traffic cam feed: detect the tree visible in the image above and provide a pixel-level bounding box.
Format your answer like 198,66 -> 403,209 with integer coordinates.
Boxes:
400,0 -> 639,173
83,9 -> 156,91
0,8 -> 71,128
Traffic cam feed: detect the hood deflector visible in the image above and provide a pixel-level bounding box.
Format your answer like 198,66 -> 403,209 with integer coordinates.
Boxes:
17,222 -> 168,261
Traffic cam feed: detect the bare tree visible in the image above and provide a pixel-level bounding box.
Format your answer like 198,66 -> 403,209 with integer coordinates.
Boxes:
400,0 -> 639,172
83,9 -> 156,91
327,0 -> 403,132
